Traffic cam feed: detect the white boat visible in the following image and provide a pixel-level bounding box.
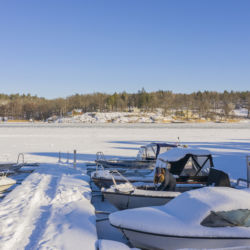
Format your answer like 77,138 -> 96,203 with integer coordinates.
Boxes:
91,168 -> 154,188
0,176 -> 16,192
102,148 -> 230,209
0,153 -> 25,173
0,162 -> 23,173
109,187 -> 250,250
95,143 -> 178,170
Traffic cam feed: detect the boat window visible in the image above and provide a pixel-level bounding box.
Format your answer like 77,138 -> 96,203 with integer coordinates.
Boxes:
159,146 -> 172,155
179,157 -> 199,176
146,145 -> 157,159
194,156 -> 211,176
201,209 -> 250,227
136,147 -> 147,160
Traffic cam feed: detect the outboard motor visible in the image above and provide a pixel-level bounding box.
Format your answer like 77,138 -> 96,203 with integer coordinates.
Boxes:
207,168 -> 231,187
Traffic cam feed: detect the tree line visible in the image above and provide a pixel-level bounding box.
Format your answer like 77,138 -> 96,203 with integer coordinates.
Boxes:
0,90 -> 249,121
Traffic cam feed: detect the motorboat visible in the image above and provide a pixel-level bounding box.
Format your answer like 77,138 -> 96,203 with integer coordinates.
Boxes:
91,168 -> 154,188
95,143 -> 178,170
0,153 -> 25,174
92,143 -> 183,187
0,176 -> 16,192
109,187 -> 250,250
0,162 -> 23,173
102,148 -> 231,210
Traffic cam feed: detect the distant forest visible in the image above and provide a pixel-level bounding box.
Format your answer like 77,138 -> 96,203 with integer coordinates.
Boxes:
0,89 -> 249,120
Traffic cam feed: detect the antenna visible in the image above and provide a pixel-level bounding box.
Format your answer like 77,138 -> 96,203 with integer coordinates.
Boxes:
177,137 -> 180,146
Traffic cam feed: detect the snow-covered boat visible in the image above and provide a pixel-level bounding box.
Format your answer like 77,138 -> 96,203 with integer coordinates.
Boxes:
102,148 -> 231,209
109,187 -> 250,250
91,168 -> 154,188
95,143 -> 178,170
0,162 -> 23,173
0,153 -> 25,174
0,176 -> 16,192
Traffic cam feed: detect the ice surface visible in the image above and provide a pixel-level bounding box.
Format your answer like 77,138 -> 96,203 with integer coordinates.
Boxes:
0,123 -> 249,248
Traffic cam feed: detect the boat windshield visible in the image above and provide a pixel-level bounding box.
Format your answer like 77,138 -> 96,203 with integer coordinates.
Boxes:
136,147 -> 147,160
201,209 -> 250,227
179,155 -> 212,176
146,145 -> 157,159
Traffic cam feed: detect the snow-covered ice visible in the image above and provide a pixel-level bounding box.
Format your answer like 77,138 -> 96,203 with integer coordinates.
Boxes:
0,122 -> 249,249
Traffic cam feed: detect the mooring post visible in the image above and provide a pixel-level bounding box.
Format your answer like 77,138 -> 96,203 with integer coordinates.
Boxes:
58,151 -> 61,163
73,150 -> 77,168
67,151 -> 69,163
247,155 -> 250,188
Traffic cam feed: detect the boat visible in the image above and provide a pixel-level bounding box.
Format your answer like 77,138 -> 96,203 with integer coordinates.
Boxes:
92,143 -> 183,187
95,143 -> 178,170
102,148 -> 231,210
0,176 -> 16,192
109,187 -> 250,250
0,162 -> 23,173
0,153 -> 25,174
91,168 -> 154,188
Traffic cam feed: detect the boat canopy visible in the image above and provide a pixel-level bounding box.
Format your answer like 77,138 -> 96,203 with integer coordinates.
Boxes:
157,148 -> 211,163
156,148 -> 213,176
137,143 -> 177,160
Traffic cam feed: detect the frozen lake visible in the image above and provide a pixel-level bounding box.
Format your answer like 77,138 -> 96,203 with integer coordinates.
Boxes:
0,122 -> 249,179
0,122 -> 249,249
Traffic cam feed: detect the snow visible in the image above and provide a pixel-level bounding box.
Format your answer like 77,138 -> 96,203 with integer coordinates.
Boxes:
234,108 -> 248,118
91,169 -> 154,182
56,112 -> 159,124
105,183 -> 181,197
0,163 -> 97,250
109,182 -> 135,192
50,110 -> 249,124
109,187 -> 250,238
0,122 -> 249,248
156,147 -> 211,167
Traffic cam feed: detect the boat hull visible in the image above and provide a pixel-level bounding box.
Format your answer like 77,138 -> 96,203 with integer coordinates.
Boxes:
119,228 -> 250,250
92,177 -> 152,188
0,183 -> 15,192
95,159 -> 155,169
103,191 -> 173,210
0,163 -> 23,172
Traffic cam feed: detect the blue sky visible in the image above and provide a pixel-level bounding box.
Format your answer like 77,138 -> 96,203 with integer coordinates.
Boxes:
0,0 -> 249,98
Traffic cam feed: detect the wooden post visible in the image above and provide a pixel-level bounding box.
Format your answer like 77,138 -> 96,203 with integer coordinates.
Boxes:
67,151 -> 69,163
58,151 -> 61,163
247,155 -> 250,188
73,150 -> 77,168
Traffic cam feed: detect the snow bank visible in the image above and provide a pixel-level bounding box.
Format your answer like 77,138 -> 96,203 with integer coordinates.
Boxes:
110,187 -> 250,238
0,163 -> 97,250
54,112 -> 168,124
234,108 -> 248,117
52,109 -> 249,124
